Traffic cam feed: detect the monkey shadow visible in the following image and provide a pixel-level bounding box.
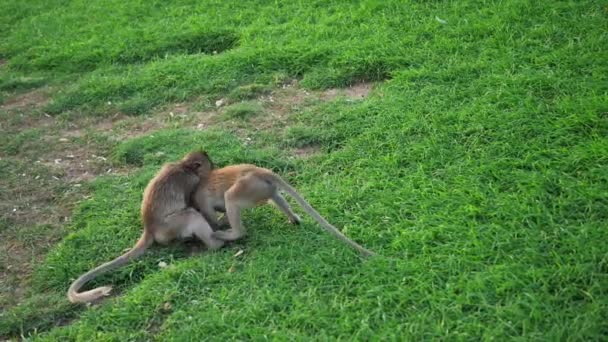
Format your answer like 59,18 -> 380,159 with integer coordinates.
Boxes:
177,236 -> 243,256
154,231 -> 244,259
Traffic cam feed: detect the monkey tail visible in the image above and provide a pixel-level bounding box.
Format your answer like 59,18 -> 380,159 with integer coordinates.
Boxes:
67,230 -> 153,303
268,173 -> 376,257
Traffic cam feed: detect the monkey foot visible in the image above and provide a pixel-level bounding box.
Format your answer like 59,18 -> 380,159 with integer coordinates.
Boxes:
289,215 -> 301,225
217,216 -> 230,227
212,230 -> 242,241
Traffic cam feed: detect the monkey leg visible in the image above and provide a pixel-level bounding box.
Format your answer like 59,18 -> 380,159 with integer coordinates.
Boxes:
270,192 -> 301,225
216,214 -> 230,228
212,200 -> 244,241
212,174 -> 279,241
200,201 -> 221,230
212,174 -> 272,241
166,208 -> 225,250
191,221 -> 225,251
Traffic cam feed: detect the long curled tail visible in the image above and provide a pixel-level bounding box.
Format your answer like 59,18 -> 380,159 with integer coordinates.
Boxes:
67,231 -> 153,303
268,173 -> 376,257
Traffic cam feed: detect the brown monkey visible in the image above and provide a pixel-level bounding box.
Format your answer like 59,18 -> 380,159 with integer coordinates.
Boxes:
191,156 -> 375,257
67,151 -> 224,304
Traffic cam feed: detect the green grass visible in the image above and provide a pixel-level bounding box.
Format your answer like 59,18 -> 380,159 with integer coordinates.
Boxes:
0,0 -> 607,340
227,83 -> 272,102
223,101 -> 264,120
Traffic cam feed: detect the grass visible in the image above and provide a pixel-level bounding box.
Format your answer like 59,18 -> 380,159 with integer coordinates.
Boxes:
223,101 -> 264,120
0,0 -> 607,340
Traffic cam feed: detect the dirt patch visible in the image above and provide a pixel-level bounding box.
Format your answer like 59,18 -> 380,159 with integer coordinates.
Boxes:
0,225 -> 67,308
113,102 -> 208,140
345,82 -> 373,98
292,145 -> 321,158
263,85 -> 309,117
59,113 -> 126,138
168,102 -> 190,115
193,80 -> 375,141
40,148 -> 111,183
322,82 -> 374,101
0,87 -> 51,111
0,111 -> 134,308
211,81 -> 313,134
0,159 -> 75,308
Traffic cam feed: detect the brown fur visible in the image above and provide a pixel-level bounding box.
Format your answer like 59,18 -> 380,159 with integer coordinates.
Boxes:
67,151 -> 223,303
192,157 -> 375,257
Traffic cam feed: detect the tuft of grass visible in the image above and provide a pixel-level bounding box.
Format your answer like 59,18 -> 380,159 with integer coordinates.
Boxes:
0,128 -> 45,156
117,96 -> 152,116
0,75 -> 46,92
223,101 -> 264,120
283,125 -> 327,149
112,30 -> 239,65
227,83 -> 272,102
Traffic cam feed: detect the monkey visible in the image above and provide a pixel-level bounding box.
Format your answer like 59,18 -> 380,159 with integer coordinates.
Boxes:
67,151 -> 224,304
191,155 -> 376,257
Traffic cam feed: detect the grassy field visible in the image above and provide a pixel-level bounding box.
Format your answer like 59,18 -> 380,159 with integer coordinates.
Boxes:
1,0 -> 607,340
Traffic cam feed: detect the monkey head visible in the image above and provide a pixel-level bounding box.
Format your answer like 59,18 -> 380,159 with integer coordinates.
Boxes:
181,150 -> 214,175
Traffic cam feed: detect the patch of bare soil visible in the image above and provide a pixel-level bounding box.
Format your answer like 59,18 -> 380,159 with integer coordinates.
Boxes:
0,224 -> 67,308
321,82 -> 374,101
39,146 -> 113,183
0,116 -> 132,308
0,87 -> 51,111
207,80 -> 311,133
193,80 -> 375,154
0,162 -> 75,308
292,145 -> 321,158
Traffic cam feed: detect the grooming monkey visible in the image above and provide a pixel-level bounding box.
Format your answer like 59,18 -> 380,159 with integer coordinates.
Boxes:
67,151 -> 224,303
191,155 -> 376,257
